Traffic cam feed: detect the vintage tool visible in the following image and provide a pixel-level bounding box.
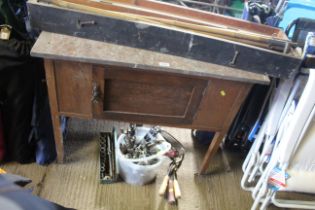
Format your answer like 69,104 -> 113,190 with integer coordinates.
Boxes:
120,124 -> 184,203
173,176 -> 181,199
167,178 -> 176,204
99,128 -> 119,184
159,157 -> 184,205
120,124 -> 163,162
158,175 -> 169,196
158,130 -> 185,205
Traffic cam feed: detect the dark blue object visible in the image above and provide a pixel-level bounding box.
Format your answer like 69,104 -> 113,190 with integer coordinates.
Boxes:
191,130 -> 215,145
0,174 -> 75,210
29,96 -> 56,165
35,98 -> 56,164
248,121 -> 261,142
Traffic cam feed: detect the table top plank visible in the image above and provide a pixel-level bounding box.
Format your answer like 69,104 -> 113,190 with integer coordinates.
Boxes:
31,31 -> 269,84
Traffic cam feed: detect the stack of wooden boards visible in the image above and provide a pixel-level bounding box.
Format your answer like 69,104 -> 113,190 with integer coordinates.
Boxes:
28,0 -> 302,77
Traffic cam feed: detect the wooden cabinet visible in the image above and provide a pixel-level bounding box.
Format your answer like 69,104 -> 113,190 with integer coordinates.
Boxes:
47,60 -> 252,174
51,61 -> 250,131
36,32 -> 269,174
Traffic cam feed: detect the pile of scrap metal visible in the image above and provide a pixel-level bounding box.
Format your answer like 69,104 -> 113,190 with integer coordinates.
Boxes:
99,124 -> 185,205
28,0 -> 302,77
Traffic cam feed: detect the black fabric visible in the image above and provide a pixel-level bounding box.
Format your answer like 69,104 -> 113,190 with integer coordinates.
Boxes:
0,0 -> 29,40
28,60 -> 57,165
225,84 -> 270,153
0,38 -> 33,72
0,0 -> 46,163
247,0 -> 274,24
34,97 -> 57,165
0,40 -> 56,164
0,0 -> 33,71
0,59 -> 37,163
0,111 -> 4,161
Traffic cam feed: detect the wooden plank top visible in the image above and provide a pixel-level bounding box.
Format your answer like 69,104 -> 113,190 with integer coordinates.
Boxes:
31,31 -> 269,84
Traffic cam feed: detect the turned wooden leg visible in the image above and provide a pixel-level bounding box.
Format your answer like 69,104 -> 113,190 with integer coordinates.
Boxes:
199,131 -> 226,174
44,59 -> 64,163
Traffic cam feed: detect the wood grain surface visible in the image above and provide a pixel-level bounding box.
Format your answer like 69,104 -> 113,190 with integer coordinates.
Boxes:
31,32 -> 269,85
92,65 -> 208,125
54,60 -> 93,118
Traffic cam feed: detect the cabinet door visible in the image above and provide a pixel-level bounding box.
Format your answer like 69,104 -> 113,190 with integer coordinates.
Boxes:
92,65 -> 208,125
53,60 -> 93,118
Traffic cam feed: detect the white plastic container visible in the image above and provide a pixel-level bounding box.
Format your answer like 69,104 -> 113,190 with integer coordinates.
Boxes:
117,127 -> 171,185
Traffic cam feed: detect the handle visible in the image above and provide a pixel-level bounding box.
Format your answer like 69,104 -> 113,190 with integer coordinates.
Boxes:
229,50 -> 239,66
173,177 -> 181,199
91,82 -> 101,104
158,175 -> 169,196
76,20 -> 96,29
167,179 -> 176,204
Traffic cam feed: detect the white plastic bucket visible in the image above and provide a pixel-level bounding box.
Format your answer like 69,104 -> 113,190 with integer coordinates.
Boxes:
117,127 -> 170,185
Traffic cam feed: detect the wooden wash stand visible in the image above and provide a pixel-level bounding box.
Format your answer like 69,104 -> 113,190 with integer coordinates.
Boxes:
31,32 -> 269,174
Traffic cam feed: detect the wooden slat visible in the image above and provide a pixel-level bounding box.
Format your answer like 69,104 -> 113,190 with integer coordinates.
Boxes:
106,0 -> 287,39
44,59 -> 64,163
38,0 -> 290,50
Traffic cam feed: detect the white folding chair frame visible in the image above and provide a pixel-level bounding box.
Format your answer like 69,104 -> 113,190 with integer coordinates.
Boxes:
250,69 -> 315,210
241,77 -> 299,191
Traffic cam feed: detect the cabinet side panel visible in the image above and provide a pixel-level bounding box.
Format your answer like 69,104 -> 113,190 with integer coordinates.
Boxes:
193,79 -> 251,130
54,61 -> 92,118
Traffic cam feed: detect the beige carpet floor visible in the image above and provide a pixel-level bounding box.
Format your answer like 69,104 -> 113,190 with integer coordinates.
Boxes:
1,118 -> 311,210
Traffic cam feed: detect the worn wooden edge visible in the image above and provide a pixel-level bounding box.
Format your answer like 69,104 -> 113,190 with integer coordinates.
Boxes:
31,32 -> 270,85
58,111 -> 92,119
35,51 -> 271,85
